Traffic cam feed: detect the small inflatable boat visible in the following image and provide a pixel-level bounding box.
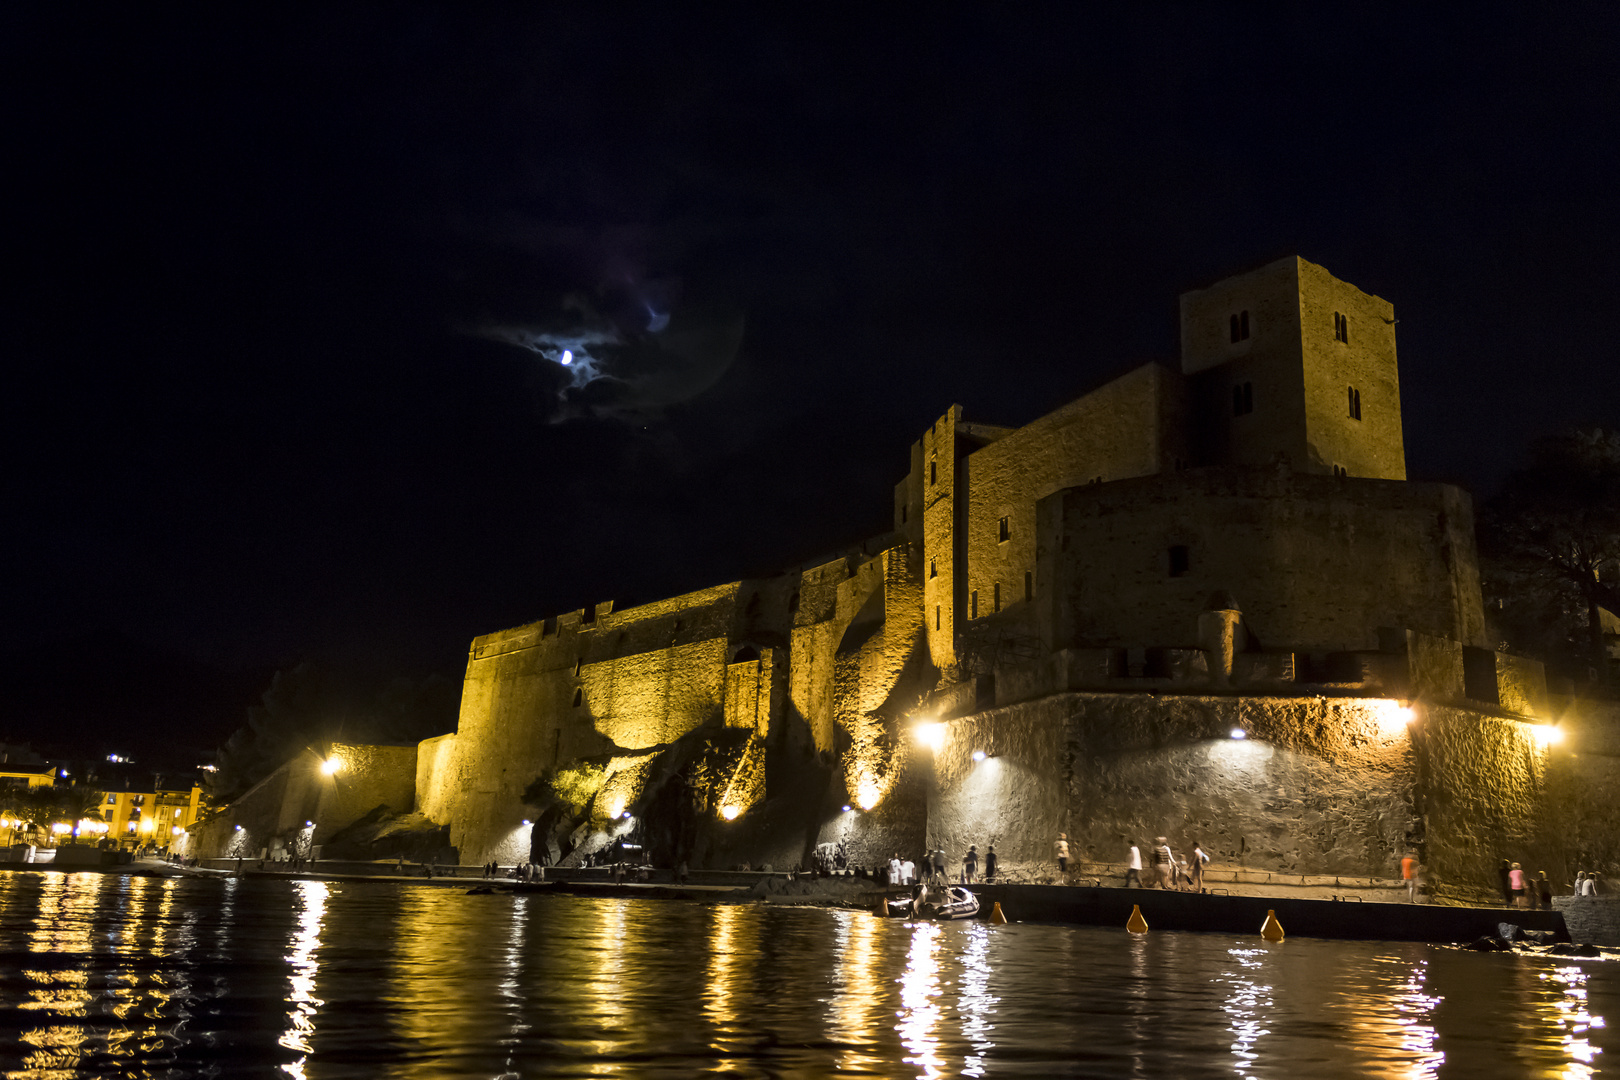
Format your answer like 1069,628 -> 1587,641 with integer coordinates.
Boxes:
888,885 -> 980,921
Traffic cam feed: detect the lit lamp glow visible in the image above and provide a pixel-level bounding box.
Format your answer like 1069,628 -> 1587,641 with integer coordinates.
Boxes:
856,780 -> 881,811
321,757 -> 343,776
720,805 -> 740,821
1376,701 -> 1415,736
912,722 -> 945,753
971,750 -> 986,762
1532,725 -> 1563,748
1229,728 -> 1247,740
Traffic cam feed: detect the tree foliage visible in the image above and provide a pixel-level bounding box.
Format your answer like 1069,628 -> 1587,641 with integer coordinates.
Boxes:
0,785 -> 107,843
1481,428 -> 1620,693
207,663 -> 459,803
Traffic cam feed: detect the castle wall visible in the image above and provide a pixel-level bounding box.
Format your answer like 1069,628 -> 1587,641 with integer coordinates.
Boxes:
1037,469 -> 1487,653
960,363 -> 1187,639
920,406 -> 964,670
313,742 -> 417,846
414,732 -> 457,822
928,693 -> 1417,882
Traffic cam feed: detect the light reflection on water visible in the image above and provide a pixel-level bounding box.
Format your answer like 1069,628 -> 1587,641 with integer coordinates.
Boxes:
0,873 -> 1617,1078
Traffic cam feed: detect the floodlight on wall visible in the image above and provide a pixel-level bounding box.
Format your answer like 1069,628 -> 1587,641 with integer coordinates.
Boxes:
1229,728 -> 1247,740
1375,700 -> 1415,736
321,757 -> 343,776
1532,725 -> 1563,748
842,805 -> 853,813
912,722 -> 945,753
521,819 -> 532,827
971,750 -> 986,762
621,810 -> 632,820
720,805 -> 740,821
304,821 -> 314,828
856,781 -> 881,811
234,825 -> 243,832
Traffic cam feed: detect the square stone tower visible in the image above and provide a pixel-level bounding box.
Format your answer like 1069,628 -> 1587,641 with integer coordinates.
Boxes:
1180,255 -> 1406,479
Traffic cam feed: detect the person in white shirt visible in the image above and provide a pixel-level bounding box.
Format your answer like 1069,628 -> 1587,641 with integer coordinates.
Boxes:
901,857 -> 915,885
889,854 -> 902,886
1125,842 -> 1142,888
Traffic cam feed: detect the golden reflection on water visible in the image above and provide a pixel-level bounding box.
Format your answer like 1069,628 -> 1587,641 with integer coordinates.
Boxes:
18,874 -> 103,1074
1539,964 -> 1606,1079
1328,953 -> 1444,1079
897,920 -> 945,1079
828,910 -> 885,1074
704,902 -> 756,1070
496,895 -> 530,1079
582,898 -> 630,1074
278,879 -> 329,1078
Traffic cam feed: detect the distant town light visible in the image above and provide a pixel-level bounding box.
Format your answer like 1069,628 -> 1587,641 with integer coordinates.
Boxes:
200,764 -> 218,772
1229,728 -> 1247,740
720,805 -> 740,821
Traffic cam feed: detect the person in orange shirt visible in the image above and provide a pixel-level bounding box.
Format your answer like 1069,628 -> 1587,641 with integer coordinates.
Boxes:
1401,851 -> 1419,903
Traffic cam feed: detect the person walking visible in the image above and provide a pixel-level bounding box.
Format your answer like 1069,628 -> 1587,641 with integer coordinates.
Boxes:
1498,859 -> 1514,907
963,845 -> 978,884
889,853 -> 902,886
932,847 -> 946,883
984,846 -> 998,882
1401,851 -> 1419,903
1124,841 -> 1142,888
1055,833 -> 1070,878
1188,841 -> 1209,893
1536,871 -> 1553,910
902,855 -> 916,885
1509,862 -> 1527,908
1153,837 -> 1175,889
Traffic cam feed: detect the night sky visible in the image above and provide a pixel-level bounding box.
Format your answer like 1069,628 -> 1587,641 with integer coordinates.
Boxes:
4,9 -> 1618,753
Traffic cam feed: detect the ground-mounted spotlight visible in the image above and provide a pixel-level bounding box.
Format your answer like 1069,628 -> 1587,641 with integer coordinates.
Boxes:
304,820 -> 314,828
1229,728 -> 1247,740
321,757 -> 343,776
720,805 -> 740,821
234,825 -> 243,832
971,750 -> 986,762
842,804 -> 853,813
621,810 -> 632,820
521,818 -> 532,826
1532,724 -> 1563,748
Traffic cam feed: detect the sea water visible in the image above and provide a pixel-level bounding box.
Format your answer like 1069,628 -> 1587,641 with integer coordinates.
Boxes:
0,872 -> 1612,1078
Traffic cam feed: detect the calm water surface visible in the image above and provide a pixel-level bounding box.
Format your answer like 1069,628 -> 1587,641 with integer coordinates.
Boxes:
0,872 -> 1613,1078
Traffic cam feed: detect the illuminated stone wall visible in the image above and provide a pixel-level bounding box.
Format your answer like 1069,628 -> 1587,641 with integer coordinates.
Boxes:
1035,469 -> 1486,654
959,363 -> 1188,641
187,742 -> 417,860
929,692 -> 1418,882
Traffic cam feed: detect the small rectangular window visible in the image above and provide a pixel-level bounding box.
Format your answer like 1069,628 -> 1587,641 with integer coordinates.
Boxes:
1229,310 -> 1250,343
1232,382 -> 1254,416
998,516 -> 1009,543
901,505 -> 907,524
935,606 -> 940,630
929,460 -> 937,486
929,560 -> 937,579
971,591 -> 978,619
1168,545 -> 1190,577
1024,571 -> 1033,601
581,603 -> 596,625
993,583 -> 1001,612
1334,311 -> 1349,344
1347,385 -> 1362,420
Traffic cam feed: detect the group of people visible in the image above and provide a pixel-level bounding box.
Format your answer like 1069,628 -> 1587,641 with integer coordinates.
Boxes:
1119,836 -> 1210,892
1502,860 -> 1605,907
882,845 -> 1002,886
480,860 -> 543,881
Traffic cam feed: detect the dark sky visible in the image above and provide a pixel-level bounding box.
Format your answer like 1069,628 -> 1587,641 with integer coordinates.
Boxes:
4,8 -> 1618,748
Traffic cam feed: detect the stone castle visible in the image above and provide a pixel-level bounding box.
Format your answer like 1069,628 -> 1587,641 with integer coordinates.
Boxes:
192,256 -> 1620,901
